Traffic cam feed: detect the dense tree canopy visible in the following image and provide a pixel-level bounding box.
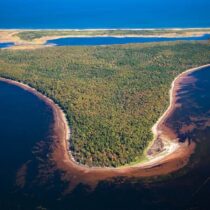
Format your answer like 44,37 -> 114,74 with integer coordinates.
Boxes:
0,41 -> 209,166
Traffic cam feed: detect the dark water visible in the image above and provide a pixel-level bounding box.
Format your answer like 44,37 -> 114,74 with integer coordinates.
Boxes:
0,81 -> 54,208
0,0 -> 210,28
46,34 -> 210,46
1,66 -> 210,210
0,42 -> 15,48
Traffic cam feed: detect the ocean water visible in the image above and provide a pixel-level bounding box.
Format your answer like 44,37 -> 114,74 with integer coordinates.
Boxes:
46,34 -> 210,46
0,0 -> 210,29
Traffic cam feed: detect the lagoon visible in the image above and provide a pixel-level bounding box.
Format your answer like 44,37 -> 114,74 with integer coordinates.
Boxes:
0,42 -> 15,48
46,34 -> 210,46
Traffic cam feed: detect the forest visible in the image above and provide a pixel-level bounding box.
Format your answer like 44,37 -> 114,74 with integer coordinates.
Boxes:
0,41 -> 209,167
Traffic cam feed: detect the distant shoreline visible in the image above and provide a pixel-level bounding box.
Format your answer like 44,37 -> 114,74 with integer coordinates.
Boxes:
1,28 -> 210,50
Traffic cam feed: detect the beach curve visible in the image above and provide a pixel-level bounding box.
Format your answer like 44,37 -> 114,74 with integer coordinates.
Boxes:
0,64 -> 209,191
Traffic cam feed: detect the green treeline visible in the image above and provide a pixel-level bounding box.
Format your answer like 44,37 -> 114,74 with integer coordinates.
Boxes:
0,41 -> 209,167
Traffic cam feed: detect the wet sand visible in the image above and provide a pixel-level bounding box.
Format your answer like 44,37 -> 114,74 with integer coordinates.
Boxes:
0,64 -> 209,191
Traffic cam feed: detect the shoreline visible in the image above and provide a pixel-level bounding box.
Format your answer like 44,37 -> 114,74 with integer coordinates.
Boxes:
150,64 -> 210,152
1,28 -> 210,50
1,27 -> 210,31
0,64 -> 209,190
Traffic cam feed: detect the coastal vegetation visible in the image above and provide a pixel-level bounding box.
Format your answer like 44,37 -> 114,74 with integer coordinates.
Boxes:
0,41 -> 209,167
14,28 -> 210,41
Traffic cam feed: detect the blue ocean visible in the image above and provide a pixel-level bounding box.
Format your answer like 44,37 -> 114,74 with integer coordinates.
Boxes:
0,0 -> 210,29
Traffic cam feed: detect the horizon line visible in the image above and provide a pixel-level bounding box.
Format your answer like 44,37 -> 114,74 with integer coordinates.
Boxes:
1,27 -> 210,31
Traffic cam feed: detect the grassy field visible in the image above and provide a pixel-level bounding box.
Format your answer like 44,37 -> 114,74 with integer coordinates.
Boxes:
0,41 -> 209,167
15,29 -> 210,41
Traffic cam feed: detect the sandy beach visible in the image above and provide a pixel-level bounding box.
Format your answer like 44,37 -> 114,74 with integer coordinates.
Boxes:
1,64 -> 209,191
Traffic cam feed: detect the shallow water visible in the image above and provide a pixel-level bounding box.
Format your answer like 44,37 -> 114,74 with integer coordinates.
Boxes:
1,66 -> 210,210
46,34 -> 210,46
